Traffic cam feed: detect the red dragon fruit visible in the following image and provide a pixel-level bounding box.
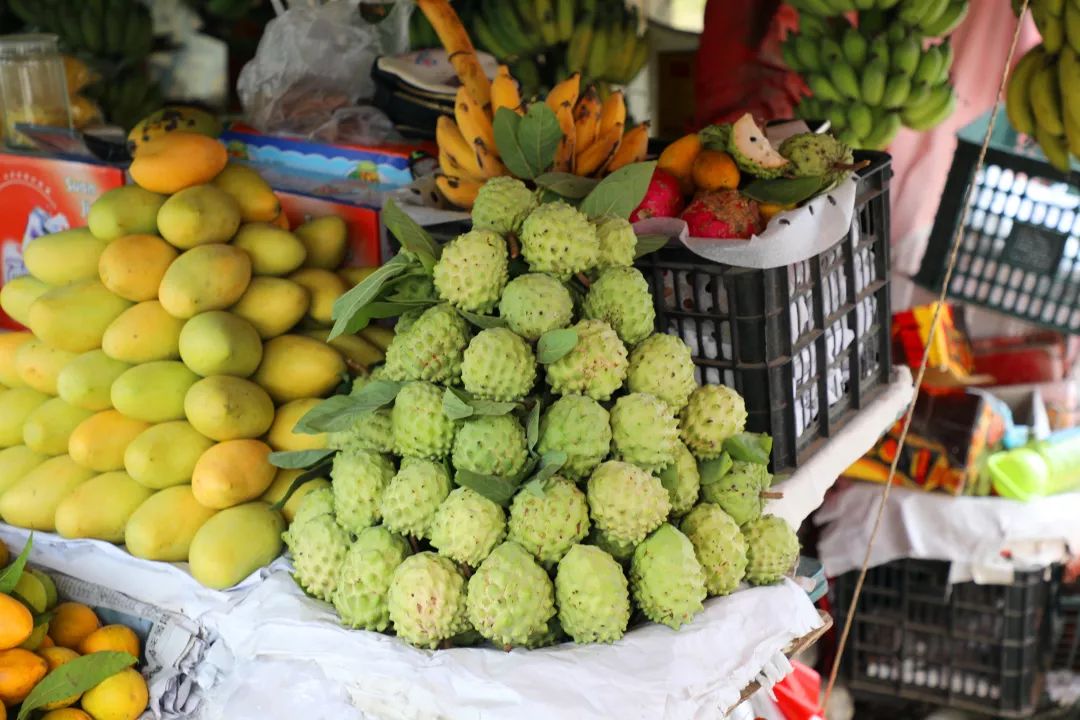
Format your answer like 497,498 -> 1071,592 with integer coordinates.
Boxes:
629,168 -> 685,222
679,190 -> 764,239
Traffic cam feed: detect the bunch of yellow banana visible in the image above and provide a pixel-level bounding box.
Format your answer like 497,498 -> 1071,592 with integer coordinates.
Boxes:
1006,38 -> 1080,172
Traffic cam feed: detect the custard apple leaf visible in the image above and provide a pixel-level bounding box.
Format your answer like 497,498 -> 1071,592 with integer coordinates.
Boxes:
526,401 -> 541,452
329,253 -> 412,339
458,309 -> 508,330
580,161 -> 656,220
382,198 -> 442,270
741,176 -> 824,205
535,172 -> 599,199
537,328 -> 578,364
442,387 -> 519,420
518,104 -> 562,176
268,449 -> 336,469
724,433 -> 773,465
455,468 -> 521,506
635,234 -> 669,259
493,108 -> 532,179
338,301 -> 432,336
294,382 -> 402,434
699,452 -> 734,487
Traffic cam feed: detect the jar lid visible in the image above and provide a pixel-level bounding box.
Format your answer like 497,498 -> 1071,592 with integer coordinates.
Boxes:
0,33 -> 60,59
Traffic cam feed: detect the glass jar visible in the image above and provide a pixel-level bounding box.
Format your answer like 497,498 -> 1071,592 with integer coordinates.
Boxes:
0,34 -> 72,148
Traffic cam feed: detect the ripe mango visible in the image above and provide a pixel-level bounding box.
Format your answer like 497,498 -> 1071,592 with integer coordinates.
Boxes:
177,311 -> 262,377
111,361 -> 199,423
288,268 -> 347,325
253,334 -> 345,403
0,446 -> 48,497
183,376 -> 274,441
28,280 -> 133,353
0,388 -> 50,447
192,439 -> 275,509
129,132 -> 228,195
158,244 -> 251,319
87,185 -> 167,241
124,421 -> 213,490
339,266 -> 377,287
125,485 -> 217,561
127,106 -> 222,152
54,471 -> 154,542
0,455 -> 94,530
188,502 -> 285,588
157,184 -> 242,250
0,275 -> 50,327
229,277 -> 309,339
56,350 -> 131,411
212,163 -> 280,223
267,399 -> 326,451
102,301 -> 185,364
15,340 -> 77,395
261,472 -> 330,523
295,216 -> 348,270
0,332 -> 33,387
233,223 -> 307,276
97,234 -> 178,302
23,229 -> 107,286
68,411 -> 151,472
22,398 -> 94,456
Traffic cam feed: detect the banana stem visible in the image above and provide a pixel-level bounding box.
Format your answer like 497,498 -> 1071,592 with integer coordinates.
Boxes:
760,491 -> 785,500
508,233 -> 520,259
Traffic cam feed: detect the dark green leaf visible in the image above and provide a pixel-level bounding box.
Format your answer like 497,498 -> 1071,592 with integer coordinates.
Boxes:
269,449 -> 336,470
532,451 -> 567,485
469,399 -> 519,416
539,188 -> 576,205
454,469 -> 521,506
329,254 -> 412,339
294,382 -> 401,434
17,651 -> 137,720
270,460 -> 333,511
537,328 -> 578,364
0,535 -> 32,594
340,301 -> 434,335
525,400 -> 541,452
535,172 -> 599,199
741,176 -> 824,206
493,108 -> 532,179
458,309 -> 507,329
698,452 -> 734,486
635,233 -> 670,258
382,199 -> 442,269
349,380 -> 403,412
443,387 -> 475,420
724,432 -> 774,465
580,161 -> 657,219
517,103 -> 563,177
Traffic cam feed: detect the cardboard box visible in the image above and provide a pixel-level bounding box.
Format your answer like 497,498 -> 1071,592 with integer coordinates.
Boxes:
277,190 -> 381,268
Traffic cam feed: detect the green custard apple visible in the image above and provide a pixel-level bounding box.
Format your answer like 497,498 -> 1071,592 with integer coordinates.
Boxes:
382,304 -> 469,383
680,503 -> 748,596
659,440 -> 701,516
588,527 -> 637,563
332,526 -> 409,631
555,544 -> 631,644
452,414 -> 528,480
466,541 -> 556,649
610,392 -> 679,472
524,616 -> 566,649
327,373 -> 393,454
586,460 -> 671,546
330,449 -> 395,533
498,273 -> 574,341
391,381 -> 459,459
727,113 -> 790,179
433,229 -> 508,313
471,176 -> 538,235
290,486 -> 335,526
680,384 -> 747,459
778,132 -> 850,178
379,457 -> 452,539
593,215 -> 636,269
700,459 -> 771,526
507,477 -> 590,566
460,327 -> 536,401
626,333 -> 697,412
630,524 -> 707,629
519,201 -> 599,280
283,507 -> 351,603
581,266 -> 656,346
545,319 -> 628,401
428,487 -> 507,567
387,552 -> 468,649
743,514 -> 799,585
536,394 -> 612,480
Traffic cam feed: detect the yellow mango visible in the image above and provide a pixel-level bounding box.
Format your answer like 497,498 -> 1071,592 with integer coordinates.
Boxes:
125,421 -> 213,490
0,446 -> 48,497
87,185 -> 167,241
157,184 -> 242,250
339,266 -> 377,287
23,229 -> 107,286
128,106 -> 223,152
54,471 -> 154,542
158,244 -> 251,319
15,340 -> 77,395
183,376 -> 274,441
0,275 -> 50,327
192,439 -> 275,509
253,334 -> 345,403
22,398 -> 94,456
267,399 -> 326,451
212,163 -> 280,223
102,301 -> 185,364
28,280 -> 133,353
129,131 -> 228,195
261,471 -> 329,524
288,268 -> 347,325
188,502 -> 284,588
229,277 -> 309,339
232,223 -> 307,276
97,234 -> 178,302
295,216 -> 348,270
0,332 -> 33,387
125,485 -> 217,561
177,311 -> 262,377
0,388 -> 50,447
111,361 -> 198,423
56,350 -> 131,411
68,410 -> 151,472
0,455 -> 94,530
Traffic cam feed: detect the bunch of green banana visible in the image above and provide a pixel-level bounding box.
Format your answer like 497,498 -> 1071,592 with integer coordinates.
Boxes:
788,0 -> 969,34
1022,0 -> 1080,57
1005,42 -> 1080,172
9,0 -> 153,61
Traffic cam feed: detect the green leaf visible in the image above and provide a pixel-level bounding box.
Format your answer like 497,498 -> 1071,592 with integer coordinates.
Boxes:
458,309 -> 508,330
339,301 -> 433,335
443,387 -> 474,420
741,176 -> 824,206
493,108 -> 532,179
635,234 -> 670,258
580,161 -> 657,219
270,460 -> 333,511
537,328 -> 578,364
535,172 -> 599,199
698,452 -> 734,486
724,432 -> 774,466
517,103 -> 563,177
269,449 -> 336,470
17,651 -> 137,720
329,254 -> 412,340
525,400 -> 541,452
454,469 -> 521,506
532,451 -> 566,485
469,399 -> 519,416
0,535 -> 32,594
382,199 -> 442,270
294,382 -> 401,434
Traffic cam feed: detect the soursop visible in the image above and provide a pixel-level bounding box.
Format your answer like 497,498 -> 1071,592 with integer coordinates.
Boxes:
555,544 -> 631,644
380,457 -> 452,538
387,552 -> 468,648
283,508 -> 350,602
498,273 -> 574,341
581,266 -> 656,346
466,541 -> 556,649
659,440 -> 701,516
680,503 -> 748,596
471,176 -> 538,235
727,113 -> 790,179
332,526 -> 409,630
433,230 -> 508,313
680,384 -> 747,459
743,514 -> 799,585
290,486 -> 335,526
330,449 -> 395,533
460,327 -> 536,401
610,392 -> 679,472
536,394 -> 611,480
586,461 -> 671,546
593,215 -> 636,269
452,414 -> 528,480
700,460 -> 770,526
383,304 -> 469,383
428,487 -> 507,567
545,319 -> 628,401
778,132 -> 849,178
519,201 -> 599,280
507,477 -> 590,566
626,333 -> 697,412
630,524 -> 707,629
392,381 -> 459,458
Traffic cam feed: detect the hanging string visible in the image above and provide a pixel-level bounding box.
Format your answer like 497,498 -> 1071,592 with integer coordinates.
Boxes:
822,1 -> 1033,708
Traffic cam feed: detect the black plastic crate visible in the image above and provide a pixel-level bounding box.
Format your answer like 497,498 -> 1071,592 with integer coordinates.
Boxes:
916,107 -> 1080,333
635,151 -> 893,473
831,558 -> 1053,718
1052,579 -> 1080,672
